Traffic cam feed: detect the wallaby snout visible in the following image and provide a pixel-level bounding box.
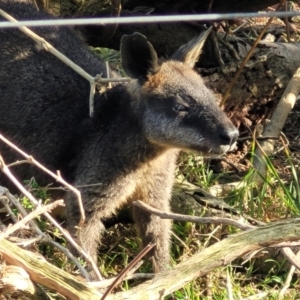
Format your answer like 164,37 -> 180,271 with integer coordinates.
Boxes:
219,126 -> 239,147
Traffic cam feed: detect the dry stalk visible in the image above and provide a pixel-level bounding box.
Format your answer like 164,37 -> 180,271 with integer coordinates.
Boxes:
252,66 -> 300,181
226,268 -> 234,300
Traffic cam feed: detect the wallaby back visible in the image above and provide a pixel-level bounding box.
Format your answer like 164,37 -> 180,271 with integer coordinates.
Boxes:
0,0 -> 238,273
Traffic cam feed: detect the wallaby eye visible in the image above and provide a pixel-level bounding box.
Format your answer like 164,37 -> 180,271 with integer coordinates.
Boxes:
173,103 -> 190,112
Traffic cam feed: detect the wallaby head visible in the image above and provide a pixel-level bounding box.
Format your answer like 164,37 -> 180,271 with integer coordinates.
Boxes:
121,28 -> 238,155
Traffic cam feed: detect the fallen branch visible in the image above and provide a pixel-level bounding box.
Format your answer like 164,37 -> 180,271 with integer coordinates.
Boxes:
105,218 -> 300,299
0,265 -> 51,300
1,219 -> 300,300
135,198 -> 300,273
0,239 -> 103,300
280,247 -> 300,270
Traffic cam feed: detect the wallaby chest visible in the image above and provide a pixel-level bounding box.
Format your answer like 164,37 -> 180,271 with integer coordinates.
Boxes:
126,149 -> 179,205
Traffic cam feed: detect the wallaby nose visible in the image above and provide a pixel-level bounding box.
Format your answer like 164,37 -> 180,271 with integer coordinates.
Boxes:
219,128 -> 239,146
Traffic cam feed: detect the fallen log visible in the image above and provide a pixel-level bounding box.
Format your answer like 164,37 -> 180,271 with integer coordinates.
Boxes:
1,218 -> 300,299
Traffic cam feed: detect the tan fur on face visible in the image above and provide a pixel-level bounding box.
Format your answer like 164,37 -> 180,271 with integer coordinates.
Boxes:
142,61 -> 203,94
127,60 -> 203,104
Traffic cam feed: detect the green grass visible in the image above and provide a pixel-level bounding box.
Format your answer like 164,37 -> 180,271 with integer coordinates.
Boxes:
91,46 -> 126,76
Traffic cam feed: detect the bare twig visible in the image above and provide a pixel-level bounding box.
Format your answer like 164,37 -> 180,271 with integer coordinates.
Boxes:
0,8 -> 131,118
207,0 -> 215,13
278,250 -> 300,299
133,200 -> 255,231
106,61 -> 112,89
280,248 -> 300,270
101,243 -> 155,300
0,134 -> 85,226
102,0 -> 121,39
231,19 -> 252,33
0,195 -> 18,224
11,236 -> 43,247
0,200 -> 64,240
89,75 -> 96,117
27,182 -> 103,194
0,8 -> 130,86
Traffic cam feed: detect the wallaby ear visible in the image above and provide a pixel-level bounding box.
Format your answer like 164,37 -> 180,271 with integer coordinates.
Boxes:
172,27 -> 212,68
121,32 -> 160,80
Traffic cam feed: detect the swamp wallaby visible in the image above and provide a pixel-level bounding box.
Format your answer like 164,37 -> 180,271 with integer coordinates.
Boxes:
0,0 -> 238,272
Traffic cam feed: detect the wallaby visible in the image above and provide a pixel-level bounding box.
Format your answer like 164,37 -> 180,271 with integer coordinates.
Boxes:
0,0 -> 238,272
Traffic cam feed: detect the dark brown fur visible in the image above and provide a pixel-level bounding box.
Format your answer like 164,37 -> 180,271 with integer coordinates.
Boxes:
0,0 -> 238,272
